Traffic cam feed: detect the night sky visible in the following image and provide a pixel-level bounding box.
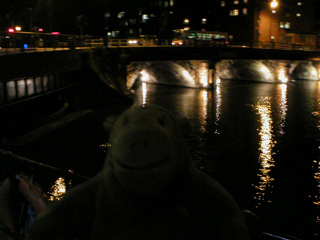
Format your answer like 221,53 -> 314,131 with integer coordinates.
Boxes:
1,0 -> 320,36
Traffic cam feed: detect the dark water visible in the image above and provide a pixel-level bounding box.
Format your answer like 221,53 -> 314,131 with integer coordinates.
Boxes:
132,81 -> 320,239
3,80 -> 320,239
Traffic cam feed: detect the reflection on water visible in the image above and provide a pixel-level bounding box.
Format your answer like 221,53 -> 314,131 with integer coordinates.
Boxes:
312,159 -> 320,238
48,177 -> 66,201
279,84 -> 288,135
253,97 -> 275,208
132,81 -> 320,238
142,82 -> 147,105
312,82 -> 320,237
214,81 -> 222,135
200,90 -> 208,133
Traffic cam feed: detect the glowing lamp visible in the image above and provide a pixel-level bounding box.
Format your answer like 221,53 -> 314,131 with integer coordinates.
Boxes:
51,32 -> 60,35
270,0 -> 278,8
8,28 -> 14,33
38,28 -> 43,32
15,26 -> 22,31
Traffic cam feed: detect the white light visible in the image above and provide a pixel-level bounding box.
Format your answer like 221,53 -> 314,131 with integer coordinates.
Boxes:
279,69 -> 288,82
216,78 -> 221,85
142,14 -> 149,20
182,70 -> 193,82
128,40 -> 138,44
142,82 -> 147,105
312,69 -> 318,77
199,63 -> 209,87
140,70 -> 150,81
271,0 -> 278,8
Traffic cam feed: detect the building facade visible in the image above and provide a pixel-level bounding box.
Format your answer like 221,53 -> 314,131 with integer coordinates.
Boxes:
213,0 -> 316,48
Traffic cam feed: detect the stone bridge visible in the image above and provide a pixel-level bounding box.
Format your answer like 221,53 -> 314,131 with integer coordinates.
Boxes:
1,46 -> 320,108
120,46 -> 320,88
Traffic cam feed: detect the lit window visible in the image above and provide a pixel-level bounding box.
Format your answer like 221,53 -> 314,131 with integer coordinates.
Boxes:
296,13 -> 301,17
285,22 -> 290,29
118,12 -> 125,18
297,2 -> 302,6
142,14 -> 149,23
230,9 -> 239,16
243,0 -> 248,3
184,18 -> 190,24
272,10 -> 276,14
243,8 -> 248,15
221,1 -> 225,7
170,0 -> 174,6
202,18 -> 207,24
280,22 -> 284,28
234,0 -> 239,4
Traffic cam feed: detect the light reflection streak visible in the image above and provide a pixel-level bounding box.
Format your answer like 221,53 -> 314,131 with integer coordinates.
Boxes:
253,97 -> 275,208
215,83 -> 222,135
312,159 -> 320,237
142,82 -> 147,105
200,90 -> 208,133
279,84 -> 288,135
312,83 -> 320,237
48,177 -> 66,201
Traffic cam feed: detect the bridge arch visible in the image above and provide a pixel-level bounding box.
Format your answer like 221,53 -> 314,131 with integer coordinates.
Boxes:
291,61 -> 319,80
215,60 -> 277,83
127,61 -> 206,89
126,59 -> 320,90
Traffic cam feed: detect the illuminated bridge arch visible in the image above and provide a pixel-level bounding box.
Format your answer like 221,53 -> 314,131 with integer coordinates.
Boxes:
127,61 -> 211,89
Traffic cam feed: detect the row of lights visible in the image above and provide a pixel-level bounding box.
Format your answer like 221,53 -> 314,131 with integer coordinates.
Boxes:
7,27 -> 60,35
8,26 -> 44,33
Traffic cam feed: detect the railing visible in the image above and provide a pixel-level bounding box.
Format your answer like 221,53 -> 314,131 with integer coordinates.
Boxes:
0,31 -> 318,55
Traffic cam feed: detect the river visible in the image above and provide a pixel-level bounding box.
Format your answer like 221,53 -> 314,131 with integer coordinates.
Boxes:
3,79 -> 320,239
132,81 -> 320,239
